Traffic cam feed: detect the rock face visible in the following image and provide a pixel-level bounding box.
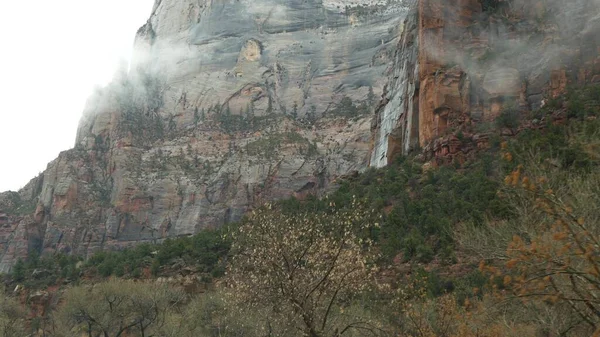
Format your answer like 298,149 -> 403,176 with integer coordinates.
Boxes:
79,0 -> 409,136
371,0 -> 600,166
0,0 -> 410,272
2,0 -> 600,272
370,0 -> 419,167
0,182 -> 43,273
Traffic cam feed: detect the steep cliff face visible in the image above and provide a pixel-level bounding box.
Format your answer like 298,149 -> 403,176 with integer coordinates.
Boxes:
79,0 -> 409,138
371,0 -> 419,167
372,0 -> 600,165
2,0 -> 599,272
0,0 -> 410,272
0,178 -> 44,272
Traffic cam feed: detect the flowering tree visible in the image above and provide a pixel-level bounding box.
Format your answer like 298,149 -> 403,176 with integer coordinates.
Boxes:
226,199 -> 382,337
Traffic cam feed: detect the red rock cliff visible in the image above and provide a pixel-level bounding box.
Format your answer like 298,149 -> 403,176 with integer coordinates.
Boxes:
372,0 -> 600,166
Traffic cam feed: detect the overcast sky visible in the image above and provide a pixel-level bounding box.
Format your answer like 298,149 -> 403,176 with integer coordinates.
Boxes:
0,0 -> 154,192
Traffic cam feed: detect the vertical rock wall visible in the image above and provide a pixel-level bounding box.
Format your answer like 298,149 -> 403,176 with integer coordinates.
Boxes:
371,0 -> 600,165
0,0 -> 411,272
371,1 -> 419,167
2,0 -> 600,272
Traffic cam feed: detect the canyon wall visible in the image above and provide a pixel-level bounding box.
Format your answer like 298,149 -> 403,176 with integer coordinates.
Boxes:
371,0 -> 600,166
0,0 -> 409,272
2,0 -> 600,272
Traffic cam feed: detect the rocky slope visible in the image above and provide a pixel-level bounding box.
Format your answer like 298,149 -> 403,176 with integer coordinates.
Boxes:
0,0 -> 410,272
2,0 -> 599,273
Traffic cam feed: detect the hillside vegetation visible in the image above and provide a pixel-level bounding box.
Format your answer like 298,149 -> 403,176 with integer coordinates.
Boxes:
2,85 -> 600,336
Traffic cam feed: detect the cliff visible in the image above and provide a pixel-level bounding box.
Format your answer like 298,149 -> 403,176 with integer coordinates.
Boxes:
2,0 -> 599,273
0,0 -> 410,272
371,0 -> 600,166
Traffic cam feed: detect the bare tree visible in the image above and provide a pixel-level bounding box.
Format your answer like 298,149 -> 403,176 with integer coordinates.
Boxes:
495,164 -> 600,333
57,279 -> 185,337
0,292 -> 26,337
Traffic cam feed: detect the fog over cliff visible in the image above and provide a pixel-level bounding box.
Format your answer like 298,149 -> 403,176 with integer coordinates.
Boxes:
425,0 -> 600,99
370,0 -> 600,167
1,0 -> 599,273
0,0 -> 411,272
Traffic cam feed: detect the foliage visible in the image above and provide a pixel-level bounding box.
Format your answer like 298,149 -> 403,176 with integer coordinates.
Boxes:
0,292 -> 26,337
388,291 -> 546,337
1,192 -> 37,216
85,228 -> 229,280
565,85 -> 600,119
6,229 -> 229,289
226,200 -> 385,337
481,0 -> 502,13
456,89 -> 600,335
507,119 -> 600,173
217,112 -> 281,134
115,69 -> 167,146
174,291 -> 275,337
327,96 -> 372,119
479,156 -> 600,334
495,101 -> 520,130
536,85 -> 600,120
217,113 -> 249,133
9,253 -> 81,289
279,155 -> 506,263
56,279 -> 186,337
246,132 -> 318,158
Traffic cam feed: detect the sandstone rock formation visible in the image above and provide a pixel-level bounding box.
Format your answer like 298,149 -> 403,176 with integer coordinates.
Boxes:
2,0 -> 600,272
370,0 -> 419,167
0,0 -> 410,272
371,0 -> 600,166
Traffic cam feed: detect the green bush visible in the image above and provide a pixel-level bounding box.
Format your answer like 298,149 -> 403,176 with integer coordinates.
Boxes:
8,228 -> 230,288
495,102 -> 520,129
246,132 -> 317,158
327,96 -> 372,118
508,119 -> 600,172
565,86 -> 600,119
7,253 -> 81,288
276,151 -> 506,263
83,228 -> 230,281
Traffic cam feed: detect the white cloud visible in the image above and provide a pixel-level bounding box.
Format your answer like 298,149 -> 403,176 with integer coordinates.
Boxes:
0,0 -> 154,192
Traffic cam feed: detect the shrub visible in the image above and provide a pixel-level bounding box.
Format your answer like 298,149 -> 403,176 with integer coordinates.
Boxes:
57,280 -> 186,337
0,293 -> 26,336
495,101 -> 520,129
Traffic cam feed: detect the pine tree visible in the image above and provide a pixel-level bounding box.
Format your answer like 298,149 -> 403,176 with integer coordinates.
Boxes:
194,107 -> 200,126
266,96 -> 273,114
11,259 -> 25,282
367,86 -> 376,105
292,101 -> 298,119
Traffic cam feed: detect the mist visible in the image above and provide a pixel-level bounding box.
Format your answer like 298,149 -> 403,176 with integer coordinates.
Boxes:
0,0 -> 154,192
425,0 -> 600,108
